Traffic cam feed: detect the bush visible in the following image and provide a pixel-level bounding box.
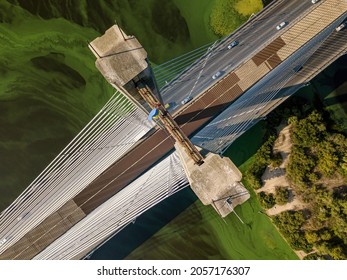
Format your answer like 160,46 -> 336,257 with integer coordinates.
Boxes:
305,231 -> 319,244
275,186 -> 290,205
234,0 -> 263,16
291,111 -> 327,147
258,191 -> 276,209
270,152 -> 282,168
210,0 -> 247,36
303,253 -> 321,260
244,135 -> 277,189
287,146 -> 316,187
273,210 -> 311,251
245,169 -> 263,189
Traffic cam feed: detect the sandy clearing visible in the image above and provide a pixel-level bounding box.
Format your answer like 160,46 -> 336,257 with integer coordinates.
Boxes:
256,123 -> 307,216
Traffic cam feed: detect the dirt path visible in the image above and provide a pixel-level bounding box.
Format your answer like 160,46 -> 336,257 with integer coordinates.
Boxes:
256,124 -> 306,216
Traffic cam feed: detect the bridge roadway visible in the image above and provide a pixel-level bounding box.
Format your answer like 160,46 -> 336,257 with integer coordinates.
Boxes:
162,0 -> 314,107
1,0 -> 347,259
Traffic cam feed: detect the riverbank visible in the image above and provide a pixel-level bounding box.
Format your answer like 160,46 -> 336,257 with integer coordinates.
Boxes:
255,123 -> 308,259
249,92 -> 347,260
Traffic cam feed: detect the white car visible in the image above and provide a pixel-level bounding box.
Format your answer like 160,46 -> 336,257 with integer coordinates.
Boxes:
181,96 -> 193,105
212,71 -> 223,80
227,40 -> 238,49
0,238 -> 7,245
311,0 -> 320,3
276,21 -> 287,30
336,22 -> 346,32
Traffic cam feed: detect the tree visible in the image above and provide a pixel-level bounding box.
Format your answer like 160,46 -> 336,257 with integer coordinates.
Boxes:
330,245 -> 346,260
318,229 -> 332,241
341,155 -> 347,176
317,141 -> 338,177
303,253 -> 321,260
270,152 -> 282,168
288,116 -> 298,126
305,231 -> 319,244
287,146 -> 316,187
244,134 -> 277,189
258,191 -> 276,209
210,0 -> 246,36
256,135 -> 276,165
291,111 -> 327,147
275,186 -> 290,205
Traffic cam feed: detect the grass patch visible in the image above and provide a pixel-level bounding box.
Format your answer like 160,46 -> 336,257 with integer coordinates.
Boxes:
209,0 -> 263,36
235,0 -> 264,16
323,81 -> 347,134
325,98 -> 347,133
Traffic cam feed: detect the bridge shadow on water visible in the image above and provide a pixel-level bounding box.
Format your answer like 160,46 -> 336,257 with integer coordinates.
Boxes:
319,57 -> 347,109
89,188 -> 198,260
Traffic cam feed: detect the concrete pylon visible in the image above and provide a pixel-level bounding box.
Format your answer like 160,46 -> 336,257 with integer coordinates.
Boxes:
175,143 -> 250,217
88,25 -> 160,115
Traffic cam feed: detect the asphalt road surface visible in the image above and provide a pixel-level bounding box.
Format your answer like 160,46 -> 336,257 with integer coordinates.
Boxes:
162,0 -> 315,108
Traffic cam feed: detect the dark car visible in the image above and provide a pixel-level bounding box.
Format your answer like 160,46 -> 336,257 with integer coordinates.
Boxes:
293,65 -> 303,72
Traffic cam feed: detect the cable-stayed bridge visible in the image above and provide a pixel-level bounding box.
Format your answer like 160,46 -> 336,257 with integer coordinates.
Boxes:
1,0 -> 347,259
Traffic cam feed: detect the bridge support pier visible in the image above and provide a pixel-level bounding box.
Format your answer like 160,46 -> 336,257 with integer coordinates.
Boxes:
174,143 -> 250,217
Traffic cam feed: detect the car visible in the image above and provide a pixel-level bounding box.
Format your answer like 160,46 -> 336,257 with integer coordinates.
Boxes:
311,0 -> 320,3
227,40 -> 238,49
165,101 -> 176,109
0,238 -> 7,246
293,65 -> 303,73
212,71 -> 223,80
276,21 -> 287,30
336,21 -> 346,32
181,96 -> 193,105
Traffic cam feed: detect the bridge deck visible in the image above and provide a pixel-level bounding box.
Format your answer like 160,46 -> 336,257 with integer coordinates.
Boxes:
74,74 -> 244,213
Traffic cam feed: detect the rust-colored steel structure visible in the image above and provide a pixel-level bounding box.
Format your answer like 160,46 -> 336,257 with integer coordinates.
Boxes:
137,84 -> 204,165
